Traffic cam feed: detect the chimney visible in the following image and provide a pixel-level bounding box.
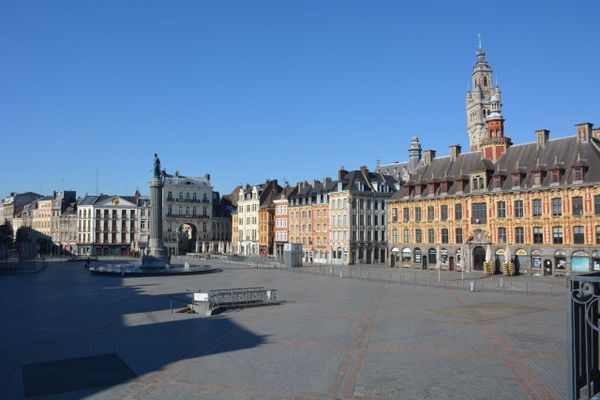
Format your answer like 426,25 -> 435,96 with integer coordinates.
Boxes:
593,128 -> 600,139
338,166 -> 347,180
360,165 -> 369,175
423,150 -> 436,165
312,180 -> 319,188
323,177 -> 332,186
449,144 -> 461,160
576,122 -> 593,143
535,129 -> 550,148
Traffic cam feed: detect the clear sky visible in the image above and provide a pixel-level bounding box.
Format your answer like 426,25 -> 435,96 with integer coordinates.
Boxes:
1,1 -> 599,198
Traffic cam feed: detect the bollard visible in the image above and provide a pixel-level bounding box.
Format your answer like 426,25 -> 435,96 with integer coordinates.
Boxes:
470,281 -> 475,292
340,269 -> 343,279
438,268 -> 441,282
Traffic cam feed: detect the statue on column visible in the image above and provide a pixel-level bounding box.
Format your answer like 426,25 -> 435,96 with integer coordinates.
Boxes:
154,153 -> 161,179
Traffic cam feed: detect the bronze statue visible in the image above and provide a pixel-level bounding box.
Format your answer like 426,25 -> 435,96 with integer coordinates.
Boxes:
153,153 -> 161,179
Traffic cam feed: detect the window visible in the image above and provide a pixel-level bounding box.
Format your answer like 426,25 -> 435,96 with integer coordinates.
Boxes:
532,173 -> 542,186
428,229 -> 435,244
533,227 -> 543,244
392,208 -> 398,223
471,203 -> 487,224
550,170 -> 560,184
552,198 -> 562,216
427,206 -> 435,221
498,227 -> 506,244
455,228 -> 463,244
441,228 -> 448,244
497,201 -> 506,218
596,226 -> 600,245
595,195 -> 600,215
574,167 -> 583,181
415,207 -> 422,222
455,204 -> 462,220
553,227 -> 563,244
167,191 -> 173,200
392,229 -> 398,243
514,200 -> 523,218
493,176 -> 502,189
573,197 -> 584,216
573,226 -> 585,244
441,205 -> 448,221
415,229 -> 422,243
403,229 -> 410,242
403,208 -> 409,223
512,174 -> 521,187
532,199 -> 542,217
515,227 -> 524,244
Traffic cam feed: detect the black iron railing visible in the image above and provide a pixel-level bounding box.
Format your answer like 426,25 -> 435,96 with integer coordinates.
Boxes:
569,272 -> 600,399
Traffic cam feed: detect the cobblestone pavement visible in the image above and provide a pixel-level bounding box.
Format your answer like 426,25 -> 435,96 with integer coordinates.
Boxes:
0,261 -> 566,399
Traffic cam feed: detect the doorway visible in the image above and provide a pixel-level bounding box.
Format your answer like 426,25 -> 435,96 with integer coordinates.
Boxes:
449,256 -> 455,271
473,246 -> 485,271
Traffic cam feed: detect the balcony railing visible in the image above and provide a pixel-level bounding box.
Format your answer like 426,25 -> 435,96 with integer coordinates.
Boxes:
569,272 -> 600,399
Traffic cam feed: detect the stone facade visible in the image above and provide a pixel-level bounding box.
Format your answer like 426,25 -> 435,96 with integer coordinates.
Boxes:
76,194 -> 139,256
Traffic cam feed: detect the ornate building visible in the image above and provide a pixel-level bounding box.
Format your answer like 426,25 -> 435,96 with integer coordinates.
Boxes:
387,44 -> 600,275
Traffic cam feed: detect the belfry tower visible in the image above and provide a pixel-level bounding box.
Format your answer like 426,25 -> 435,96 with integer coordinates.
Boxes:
466,36 -> 502,151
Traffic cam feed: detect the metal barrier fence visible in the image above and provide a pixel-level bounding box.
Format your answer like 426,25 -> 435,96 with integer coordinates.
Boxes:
282,265 -> 566,297
569,272 -> 600,400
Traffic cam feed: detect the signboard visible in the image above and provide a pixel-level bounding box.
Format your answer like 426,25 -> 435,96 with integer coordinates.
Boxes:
194,293 -> 209,302
516,249 -> 527,256
284,243 -> 292,251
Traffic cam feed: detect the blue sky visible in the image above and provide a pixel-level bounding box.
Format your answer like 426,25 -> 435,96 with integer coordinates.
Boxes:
1,1 -> 599,197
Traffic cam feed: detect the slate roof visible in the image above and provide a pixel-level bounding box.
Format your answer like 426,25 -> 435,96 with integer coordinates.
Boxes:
390,135 -> 600,201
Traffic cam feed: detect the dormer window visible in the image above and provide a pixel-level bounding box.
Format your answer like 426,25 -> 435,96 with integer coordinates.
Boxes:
471,175 -> 486,191
441,181 -> 448,194
512,174 -> 521,187
403,185 -> 410,196
531,172 -> 542,186
493,176 -> 502,189
573,167 -> 584,182
550,170 -> 560,184
428,183 -> 435,195
416,185 -> 422,196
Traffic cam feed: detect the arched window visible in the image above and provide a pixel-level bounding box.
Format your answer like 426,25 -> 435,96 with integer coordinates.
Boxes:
203,223 -> 207,232
178,192 -> 183,200
168,206 -> 172,215
193,193 -> 197,201
167,191 -> 173,200
483,76 -> 488,87
186,207 -> 190,216
203,193 -> 208,201
186,192 -> 190,200
192,207 -> 196,216
478,177 -> 485,189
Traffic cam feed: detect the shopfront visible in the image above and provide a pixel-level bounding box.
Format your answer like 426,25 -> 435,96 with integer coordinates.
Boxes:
554,250 -> 567,275
414,248 -> 422,267
593,251 -> 600,272
495,248 -> 505,271
572,251 -> 590,273
531,250 -> 542,274
402,247 -> 412,263
515,249 -> 528,273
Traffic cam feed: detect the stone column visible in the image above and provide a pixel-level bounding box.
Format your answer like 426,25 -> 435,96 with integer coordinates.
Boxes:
148,177 -> 167,258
